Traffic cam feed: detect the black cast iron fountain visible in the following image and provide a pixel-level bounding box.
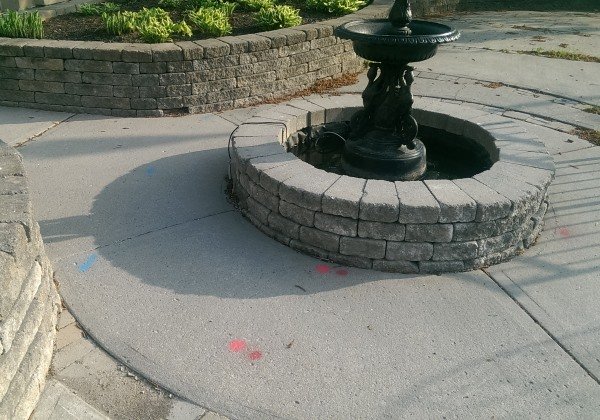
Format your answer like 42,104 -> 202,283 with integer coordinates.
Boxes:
334,0 -> 460,181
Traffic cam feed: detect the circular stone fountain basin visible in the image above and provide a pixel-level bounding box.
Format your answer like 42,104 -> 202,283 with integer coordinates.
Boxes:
230,95 -> 554,273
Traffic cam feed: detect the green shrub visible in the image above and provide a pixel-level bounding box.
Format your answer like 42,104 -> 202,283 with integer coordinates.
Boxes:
237,0 -> 275,12
187,7 -> 232,36
137,20 -> 173,42
306,0 -> 365,14
78,2 -> 121,16
0,10 -> 43,39
102,11 -> 136,35
101,7 -> 192,42
254,5 -> 301,30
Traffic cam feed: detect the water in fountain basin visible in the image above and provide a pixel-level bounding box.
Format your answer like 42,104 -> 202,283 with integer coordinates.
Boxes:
291,122 -> 493,181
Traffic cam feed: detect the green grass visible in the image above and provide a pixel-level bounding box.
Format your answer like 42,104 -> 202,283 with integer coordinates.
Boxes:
518,48 -> 600,63
583,105 -> 600,115
573,129 -> 600,146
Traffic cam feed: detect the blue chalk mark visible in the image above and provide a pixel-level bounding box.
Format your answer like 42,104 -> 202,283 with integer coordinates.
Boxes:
79,254 -> 98,273
146,165 -> 156,176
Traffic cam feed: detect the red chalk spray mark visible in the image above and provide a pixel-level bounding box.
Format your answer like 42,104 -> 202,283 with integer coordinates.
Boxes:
248,351 -> 263,361
557,227 -> 570,238
228,339 -> 246,352
335,268 -> 349,276
315,264 -> 330,274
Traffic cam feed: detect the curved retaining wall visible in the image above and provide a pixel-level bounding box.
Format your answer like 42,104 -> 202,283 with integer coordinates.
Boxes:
0,141 -> 60,419
230,95 -> 555,273
0,3 -> 389,117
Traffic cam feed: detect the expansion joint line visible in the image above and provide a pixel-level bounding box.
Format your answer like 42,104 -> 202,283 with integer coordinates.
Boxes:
481,268 -> 600,386
14,113 -> 77,148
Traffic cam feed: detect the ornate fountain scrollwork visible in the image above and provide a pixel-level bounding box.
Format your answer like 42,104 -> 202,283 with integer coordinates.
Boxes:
351,62 -> 418,149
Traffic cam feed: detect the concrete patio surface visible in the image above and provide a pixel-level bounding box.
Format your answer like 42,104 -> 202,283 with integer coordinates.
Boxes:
0,9 -> 597,420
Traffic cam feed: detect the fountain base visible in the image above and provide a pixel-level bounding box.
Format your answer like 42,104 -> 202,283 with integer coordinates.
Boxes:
342,134 -> 426,181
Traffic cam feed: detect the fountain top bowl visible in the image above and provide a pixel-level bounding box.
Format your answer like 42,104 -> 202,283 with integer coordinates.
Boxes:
335,19 -> 460,63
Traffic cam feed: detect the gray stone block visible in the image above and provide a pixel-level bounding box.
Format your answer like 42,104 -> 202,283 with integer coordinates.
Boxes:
139,62 -> 167,74
314,212 -> 357,236
64,83 -> 111,97
268,212 -> 300,239
82,72 -> 132,86
35,70 -> 81,84
474,170 -> 542,217
452,215 -> 523,241
492,161 -> 554,191
35,92 -> 81,106
405,223 -> 452,243
322,175 -> 365,219
299,226 -> 339,252
245,153 -> 297,183
176,41 -> 203,61
290,239 -> 329,260
280,200 -> 315,227
259,160 -> 307,194
151,44 -> 183,62
328,252 -> 372,269
372,259 -> 418,274
132,74 -> 159,87
395,181 -> 440,223
358,220 -> 405,241
419,260 -> 465,273
64,60 -> 112,73
478,231 -> 518,256
248,179 -> 279,212
360,179 -> 399,223
339,236 -> 385,259
453,178 -> 512,222
139,86 -> 166,98
121,45 -> 153,63
424,179 -> 477,223
386,242 -> 433,261
433,241 -> 478,261
499,148 -> 555,171
246,196 -> 271,225
15,57 -> 63,71
279,169 -> 339,211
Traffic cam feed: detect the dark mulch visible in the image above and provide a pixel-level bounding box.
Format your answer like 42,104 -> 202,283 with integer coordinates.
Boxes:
42,0 -> 336,43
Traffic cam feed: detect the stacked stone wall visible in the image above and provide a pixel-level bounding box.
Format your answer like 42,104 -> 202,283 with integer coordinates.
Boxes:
0,4 -> 389,116
0,141 -> 60,419
230,96 -> 555,273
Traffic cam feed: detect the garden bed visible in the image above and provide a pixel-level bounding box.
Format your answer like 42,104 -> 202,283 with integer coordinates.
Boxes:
42,0 -> 337,43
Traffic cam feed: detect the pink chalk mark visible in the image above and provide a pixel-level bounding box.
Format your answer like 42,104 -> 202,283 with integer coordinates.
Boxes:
335,268 -> 349,276
228,339 -> 246,352
557,227 -> 570,238
248,351 -> 263,361
315,264 -> 330,274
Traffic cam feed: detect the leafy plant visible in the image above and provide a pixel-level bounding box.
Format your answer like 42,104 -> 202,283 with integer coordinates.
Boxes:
102,11 -> 136,35
78,2 -> 121,16
187,7 -> 232,36
0,10 -> 43,39
306,0 -> 365,14
254,5 -> 301,30
137,20 -> 173,42
237,0 -> 274,11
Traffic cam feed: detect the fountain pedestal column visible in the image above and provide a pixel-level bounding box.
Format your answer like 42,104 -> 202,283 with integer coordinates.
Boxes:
335,0 -> 460,181
343,62 -> 426,181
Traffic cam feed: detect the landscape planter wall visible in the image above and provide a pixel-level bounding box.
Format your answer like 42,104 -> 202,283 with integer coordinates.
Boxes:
0,141 -> 60,419
0,3 -> 389,117
230,96 -> 555,273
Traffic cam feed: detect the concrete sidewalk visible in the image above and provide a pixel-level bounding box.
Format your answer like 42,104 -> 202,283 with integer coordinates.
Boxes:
1,9 -> 598,420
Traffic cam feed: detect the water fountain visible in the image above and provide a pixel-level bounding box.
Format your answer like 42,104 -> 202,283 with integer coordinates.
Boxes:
229,0 -> 554,273
334,0 -> 460,181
